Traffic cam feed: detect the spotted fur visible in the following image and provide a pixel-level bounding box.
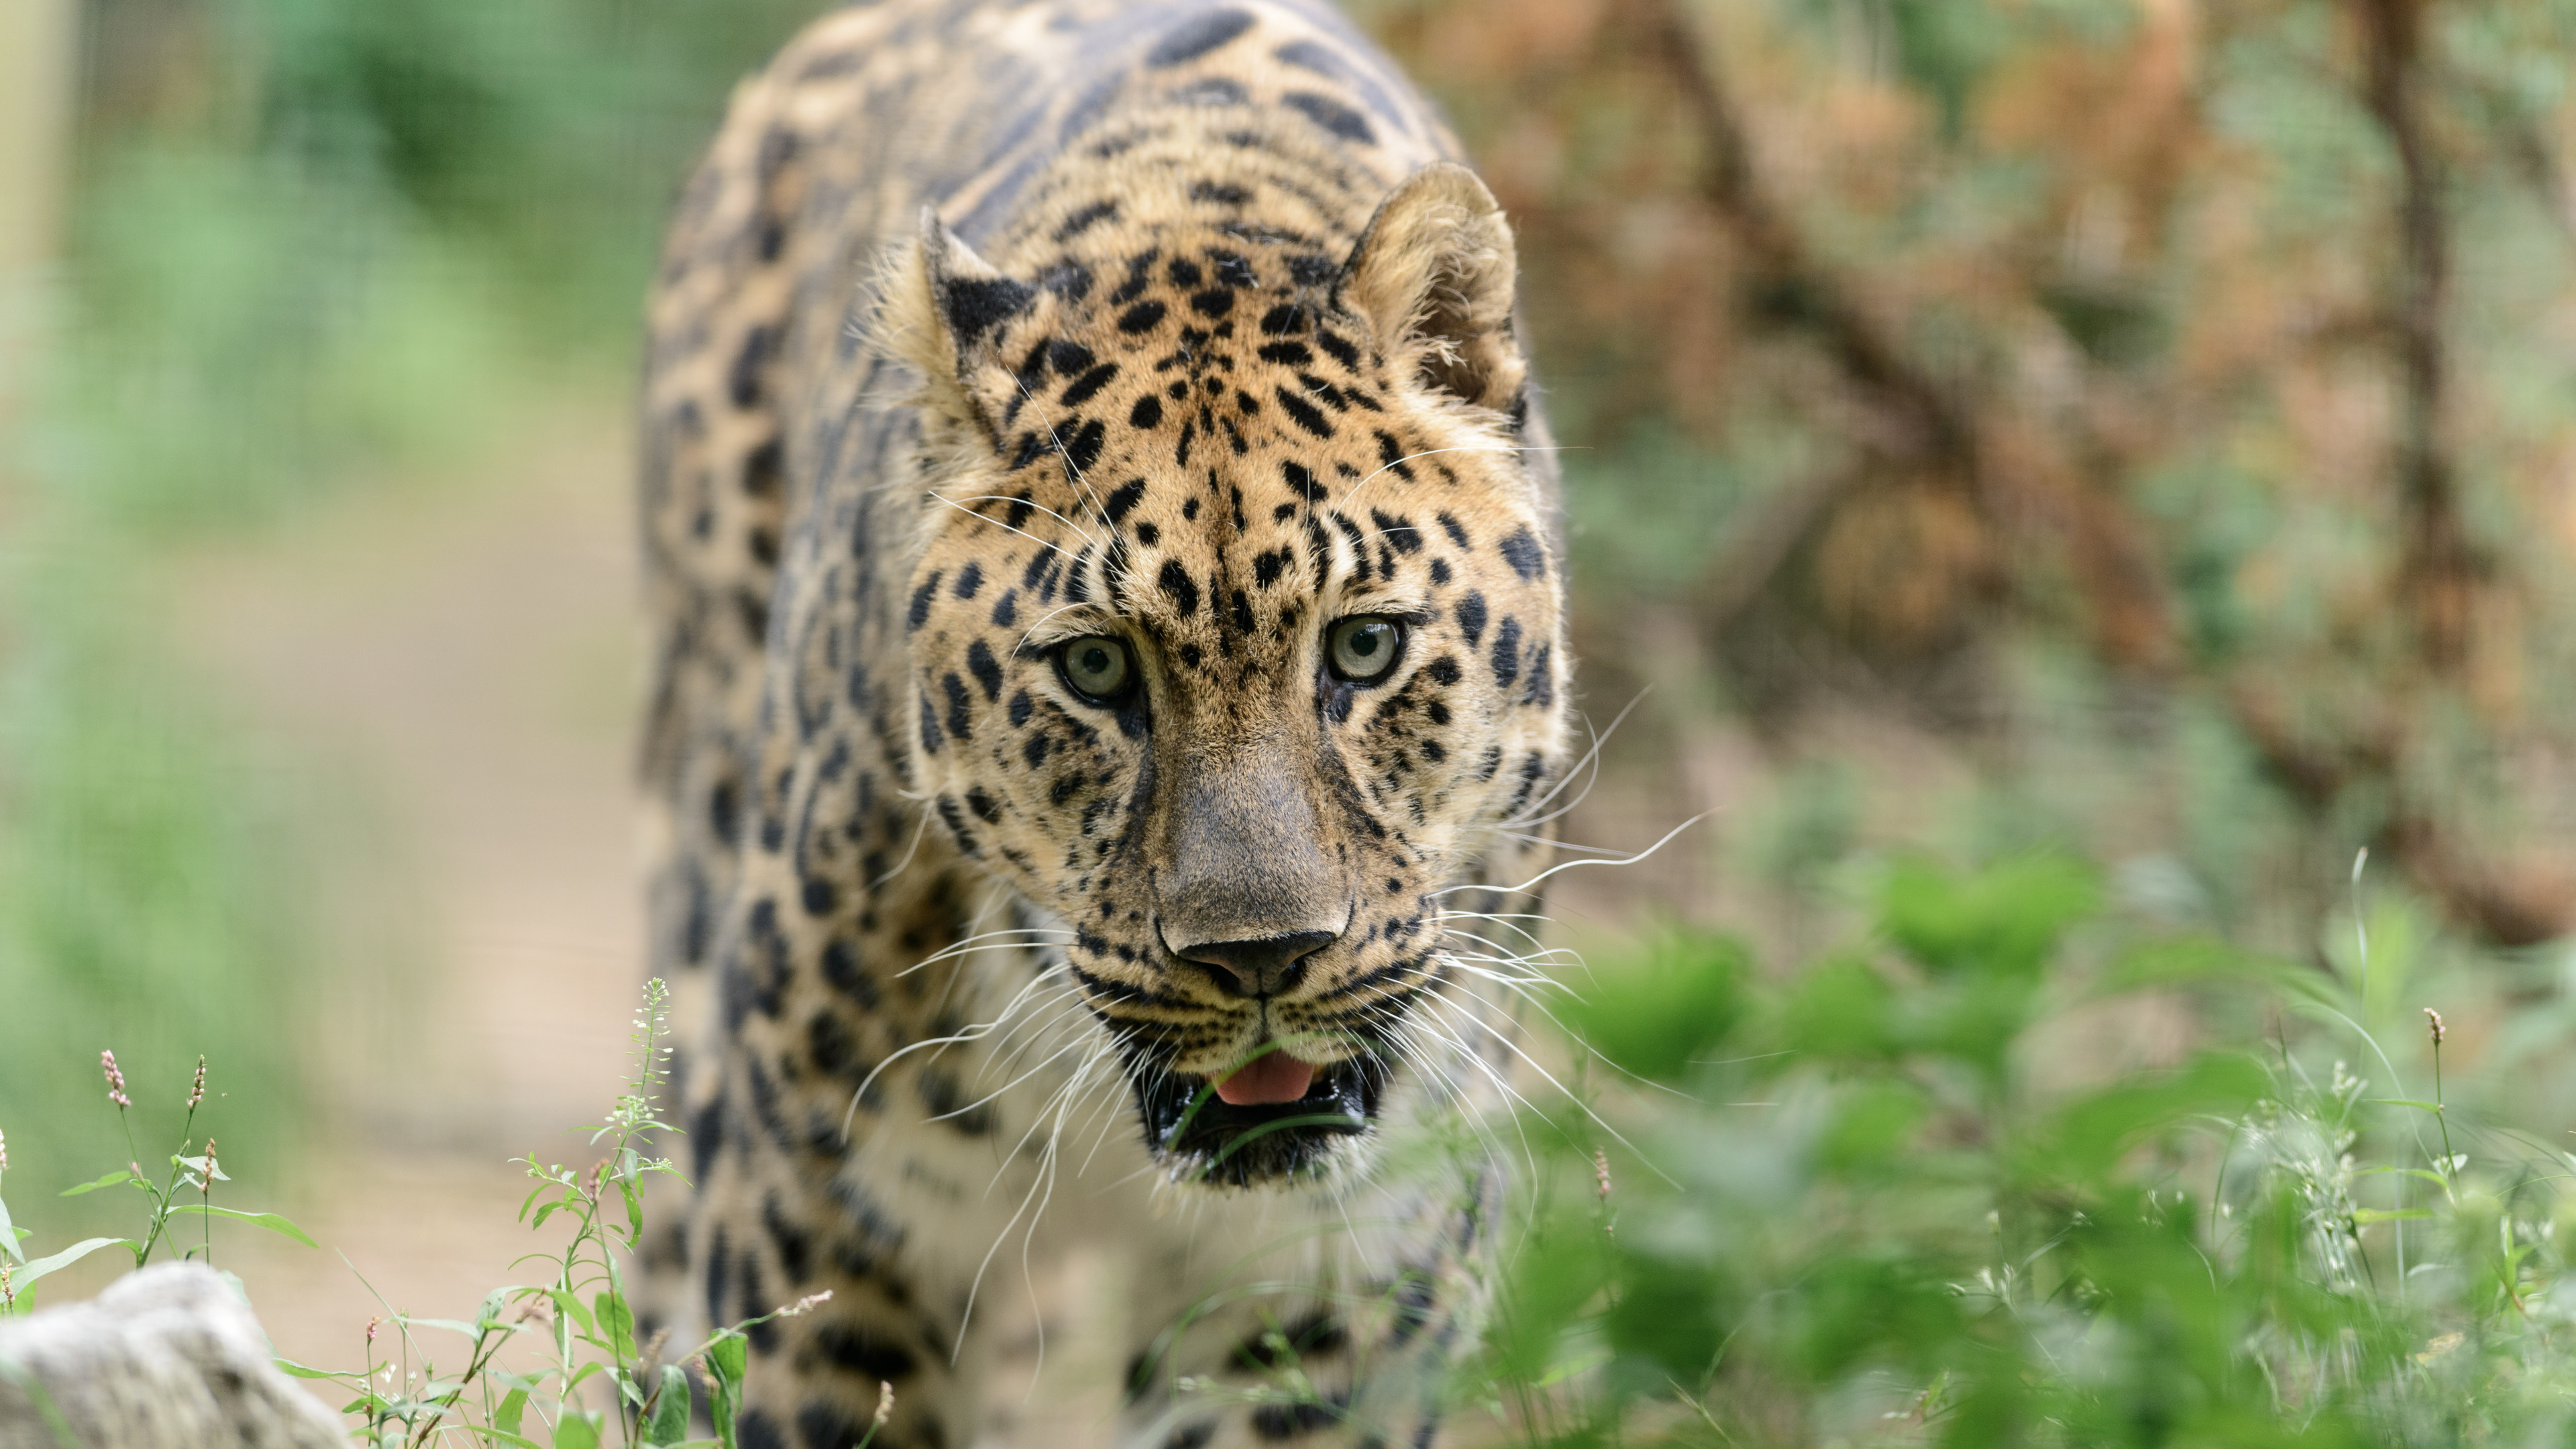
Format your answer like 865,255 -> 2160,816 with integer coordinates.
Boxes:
637,3 -> 1571,1444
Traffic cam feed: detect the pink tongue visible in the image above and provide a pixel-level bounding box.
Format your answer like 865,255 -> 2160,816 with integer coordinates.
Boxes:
1214,1053 -> 1316,1106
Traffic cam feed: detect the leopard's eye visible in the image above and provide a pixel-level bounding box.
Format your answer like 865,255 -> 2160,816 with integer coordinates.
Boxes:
1056,635 -> 1134,704
1326,616 -> 1405,684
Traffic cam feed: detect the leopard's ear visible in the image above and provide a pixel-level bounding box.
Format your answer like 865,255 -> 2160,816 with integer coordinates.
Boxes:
888,211 -> 1039,437
1340,164 -> 1525,415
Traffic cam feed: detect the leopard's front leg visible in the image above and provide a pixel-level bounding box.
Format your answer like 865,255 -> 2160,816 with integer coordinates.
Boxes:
1115,1169 -> 1500,1449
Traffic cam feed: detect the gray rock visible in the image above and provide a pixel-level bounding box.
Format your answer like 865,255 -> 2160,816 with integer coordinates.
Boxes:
0,1263 -> 345,1448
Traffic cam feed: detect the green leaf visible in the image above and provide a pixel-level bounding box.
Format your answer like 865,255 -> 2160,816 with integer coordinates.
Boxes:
13,1237 -> 131,1289
2353,1208 -> 2436,1224
1566,934 -> 1751,1082
1879,852 -> 2099,981
547,1288 -> 595,1336
494,1387 -> 530,1438
58,1169 -> 139,1197
706,1329 -> 747,1387
0,1195 -> 19,1265
162,1205 -> 319,1248
553,1410 -> 602,1449
272,1357 -> 345,1380
644,1364 -> 692,1446
594,1291 -> 637,1361
398,1316 -> 488,1341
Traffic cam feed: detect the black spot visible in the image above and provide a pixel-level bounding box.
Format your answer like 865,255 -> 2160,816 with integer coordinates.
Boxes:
1275,387 -> 1334,438
1191,179 -> 1252,206
814,1319 -> 919,1380
743,437 -> 784,498
1147,8 -> 1256,68
917,1066 -> 995,1134
940,276 -> 1036,341
1523,644 -> 1555,706
761,1191 -> 814,1283
734,1407 -> 787,1449
796,1401 -> 873,1449
1136,521 -> 1160,545
1112,250 -> 1160,305
1130,395 -> 1165,428
1436,513 -> 1470,549
1060,419 -> 1106,476
1429,557 -> 1452,585
1250,1398 -> 1340,1438
690,1097 -> 725,1179
991,590 -> 1018,628
936,795 -> 980,857
1254,549 -> 1287,586
1004,493 -> 1036,530
1282,461 -> 1328,501
1055,199 -> 1119,239
1231,591 -> 1255,633
1425,655 -> 1462,687
1315,329 -> 1360,368
1499,526 -> 1546,581
918,694 -> 944,755
1022,732 -> 1051,768
1212,251 -> 1258,288
1259,303 -> 1307,336
709,780 -> 741,847
1491,616 -> 1522,689
1104,478 -> 1148,524
953,562 -> 983,600
821,939 -> 877,1008
1283,91 -> 1375,144
1370,509 -> 1422,553
1063,362 -> 1121,405
967,787 -> 1004,824
908,574 -> 942,632
802,875 -> 838,916
1008,691 -> 1035,727
729,326 -> 774,409
1183,497 -> 1201,520
967,640 -> 1004,700
1119,301 -> 1167,333
1167,258 -> 1203,287
1376,432 -> 1417,480
1157,559 -> 1201,616
1456,591 -> 1487,646
1164,1427 -> 1216,1449
1258,340 -> 1314,366
1190,287 -> 1234,317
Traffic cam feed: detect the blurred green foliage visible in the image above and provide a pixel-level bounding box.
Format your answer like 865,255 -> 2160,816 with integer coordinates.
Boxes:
1,0 -> 811,1222
1481,855 -> 2576,1445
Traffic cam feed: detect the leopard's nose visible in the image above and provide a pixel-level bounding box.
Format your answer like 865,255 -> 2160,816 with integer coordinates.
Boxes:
1177,930 -> 1337,999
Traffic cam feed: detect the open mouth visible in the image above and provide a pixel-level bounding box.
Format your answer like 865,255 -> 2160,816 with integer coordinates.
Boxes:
1131,1050 -> 1391,1188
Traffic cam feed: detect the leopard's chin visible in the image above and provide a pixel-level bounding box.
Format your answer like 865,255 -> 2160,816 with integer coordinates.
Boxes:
1130,1054 -> 1393,1189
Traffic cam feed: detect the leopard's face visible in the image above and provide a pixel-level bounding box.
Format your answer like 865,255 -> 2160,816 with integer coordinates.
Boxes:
894,168 -> 1568,1187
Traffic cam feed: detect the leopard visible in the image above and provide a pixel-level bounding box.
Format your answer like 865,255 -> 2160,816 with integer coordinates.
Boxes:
633,2 -> 1574,1445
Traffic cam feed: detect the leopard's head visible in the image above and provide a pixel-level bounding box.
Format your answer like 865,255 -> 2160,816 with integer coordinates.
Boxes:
890,166 -> 1569,1187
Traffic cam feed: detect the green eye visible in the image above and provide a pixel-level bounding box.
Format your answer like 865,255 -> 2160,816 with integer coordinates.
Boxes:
1326,616 -> 1404,683
1056,635 -> 1134,703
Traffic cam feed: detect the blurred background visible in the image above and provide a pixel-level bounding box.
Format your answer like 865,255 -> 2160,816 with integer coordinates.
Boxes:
8,0 -> 2576,1422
